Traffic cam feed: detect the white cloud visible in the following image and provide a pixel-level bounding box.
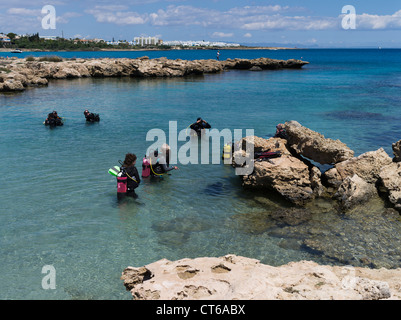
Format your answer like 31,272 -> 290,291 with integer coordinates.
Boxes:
86,6 -> 148,25
82,4 -> 401,32
211,32 -> 234,38
7,8 -> 41,16
243,32 -> 252,38
355,10 -> 401,30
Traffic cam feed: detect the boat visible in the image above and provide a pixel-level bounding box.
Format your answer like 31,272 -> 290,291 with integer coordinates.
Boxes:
10,49 -> 22,53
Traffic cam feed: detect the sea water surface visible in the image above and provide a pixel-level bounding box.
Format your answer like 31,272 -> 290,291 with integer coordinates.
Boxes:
1,49 -> 401,299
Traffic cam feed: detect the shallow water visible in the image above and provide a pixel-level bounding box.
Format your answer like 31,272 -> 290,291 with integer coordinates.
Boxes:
1,49 -> 401,299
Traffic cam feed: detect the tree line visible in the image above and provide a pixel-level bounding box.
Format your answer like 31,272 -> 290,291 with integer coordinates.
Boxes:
2,33 -> 172,51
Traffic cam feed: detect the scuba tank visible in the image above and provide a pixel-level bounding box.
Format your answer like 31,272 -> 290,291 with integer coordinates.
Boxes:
222,143 -> 232,161
117,171 -> 128,194
108,166 -> 121,177
142,155 -> 150,178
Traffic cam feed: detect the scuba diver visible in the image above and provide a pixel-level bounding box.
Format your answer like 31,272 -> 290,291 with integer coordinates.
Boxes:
83,110 -> 100,122
189,118 -> 211,137
44,111 -> 63,127
274,123 -> 287,139
117,153 -> 141,200
149,147 -> 178,178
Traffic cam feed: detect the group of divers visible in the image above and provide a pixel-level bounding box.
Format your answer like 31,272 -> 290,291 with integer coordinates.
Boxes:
44,109 -> 100,126
44,110 -> 288,201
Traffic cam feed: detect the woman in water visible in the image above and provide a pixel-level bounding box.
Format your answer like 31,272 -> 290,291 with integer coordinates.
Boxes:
117,153 -> 141,200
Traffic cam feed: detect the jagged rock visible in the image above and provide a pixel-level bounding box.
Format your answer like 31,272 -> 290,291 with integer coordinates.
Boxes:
379,162 -> 401,211
0,56 -> 309,93
334,174 -> 377,211
392,140 -> 401,162
121,255 -> 400,300
324,148 -> 392,189
234,136 -> 321,205
242,154 -> 315,206
284,120 -> 354,164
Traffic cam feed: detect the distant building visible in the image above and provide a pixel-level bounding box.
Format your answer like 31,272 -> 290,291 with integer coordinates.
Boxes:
39,35 -> 58,40
0,34 -> 11,42
162,40 -> 240,47
133,36 -> 159,46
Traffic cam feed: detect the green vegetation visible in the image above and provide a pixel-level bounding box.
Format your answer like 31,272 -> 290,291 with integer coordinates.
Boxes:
38,55 -> 63,62
3,32 -> 172,51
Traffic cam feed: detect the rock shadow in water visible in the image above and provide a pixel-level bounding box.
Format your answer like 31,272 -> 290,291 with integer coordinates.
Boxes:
152,216 -> 211,248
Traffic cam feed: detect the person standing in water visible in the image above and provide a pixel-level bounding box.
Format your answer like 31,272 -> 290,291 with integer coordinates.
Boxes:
149,147 -> 178,177
117,153 -> 141,200
216,50 -> 220,61
190,117 -> 211,136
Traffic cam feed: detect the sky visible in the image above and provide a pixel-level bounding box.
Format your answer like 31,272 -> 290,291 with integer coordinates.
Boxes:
0,0 -> 401,47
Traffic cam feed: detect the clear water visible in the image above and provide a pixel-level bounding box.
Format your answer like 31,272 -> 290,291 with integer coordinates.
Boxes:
1,49 -> 401,299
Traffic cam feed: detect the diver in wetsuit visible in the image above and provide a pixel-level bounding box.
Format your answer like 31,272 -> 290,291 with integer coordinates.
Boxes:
117,153 -> 141,200
189,118 -> 211,136
45,111 -> 63,126
83,110 -> 100,122
149,149 -> 178,177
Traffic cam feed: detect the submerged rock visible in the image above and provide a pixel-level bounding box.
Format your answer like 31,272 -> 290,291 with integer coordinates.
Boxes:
335,174 -> 378,211
121,254 -> 401,300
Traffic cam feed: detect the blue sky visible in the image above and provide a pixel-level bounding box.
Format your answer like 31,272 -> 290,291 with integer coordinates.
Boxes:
1,0 -> 401,47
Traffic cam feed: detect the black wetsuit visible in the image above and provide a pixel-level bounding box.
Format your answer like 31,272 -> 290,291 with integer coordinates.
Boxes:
190,121 -> 211,136
46,113 -> 63,126
84,112 -> 100,122
117,165 -> 140,200
150,156 -> 175,177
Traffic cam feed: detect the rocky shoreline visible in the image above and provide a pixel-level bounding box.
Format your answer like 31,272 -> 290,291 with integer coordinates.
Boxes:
121,255 -> 401,300
0,56 -> 308,93
233,120 -> 401,212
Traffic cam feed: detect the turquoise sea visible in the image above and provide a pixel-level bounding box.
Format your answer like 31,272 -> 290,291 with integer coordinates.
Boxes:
1,49 -> 401,299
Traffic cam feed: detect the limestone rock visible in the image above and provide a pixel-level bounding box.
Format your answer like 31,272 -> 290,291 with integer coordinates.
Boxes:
121,255 -> 401,300
242,154 -> 314,205
392,140 -> 401,162
334,174 -> 377,211
284,120 -> 354,164
0,56 -> 309,93
379,162 -> 401,211
324,148 -> 392,189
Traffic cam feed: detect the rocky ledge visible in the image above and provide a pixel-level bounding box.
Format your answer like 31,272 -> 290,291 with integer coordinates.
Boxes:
233,120 -> 401,211
121,254 -> 401,300
0,56 -> 308,93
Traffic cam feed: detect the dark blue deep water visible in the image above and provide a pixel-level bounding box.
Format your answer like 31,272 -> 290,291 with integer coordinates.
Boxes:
1,49 -> 401,299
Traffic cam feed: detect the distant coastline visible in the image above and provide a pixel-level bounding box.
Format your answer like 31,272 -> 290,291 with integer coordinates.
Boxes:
0,46 -> 302,53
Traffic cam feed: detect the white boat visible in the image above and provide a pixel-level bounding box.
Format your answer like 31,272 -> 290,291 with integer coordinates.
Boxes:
11,49 -> 22,53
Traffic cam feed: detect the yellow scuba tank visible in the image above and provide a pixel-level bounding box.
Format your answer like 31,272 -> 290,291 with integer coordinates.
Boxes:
222,143 -> 232,161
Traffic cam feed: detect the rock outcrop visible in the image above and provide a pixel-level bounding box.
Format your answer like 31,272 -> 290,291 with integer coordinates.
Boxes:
284,120 -> 354,164
392,140 -> 401,162
323,148 -> 392,189
379,162 -> 401,210
334,174 -> 378,210
121,255 -> 401,300
234,136 -> 321,205
232,124 -> 401,212
0,56 -> 309,93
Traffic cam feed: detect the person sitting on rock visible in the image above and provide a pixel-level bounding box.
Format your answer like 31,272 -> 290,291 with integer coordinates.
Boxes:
274,123 -> 287,139
83,109 -> 100,122
190,117 -> 211,136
